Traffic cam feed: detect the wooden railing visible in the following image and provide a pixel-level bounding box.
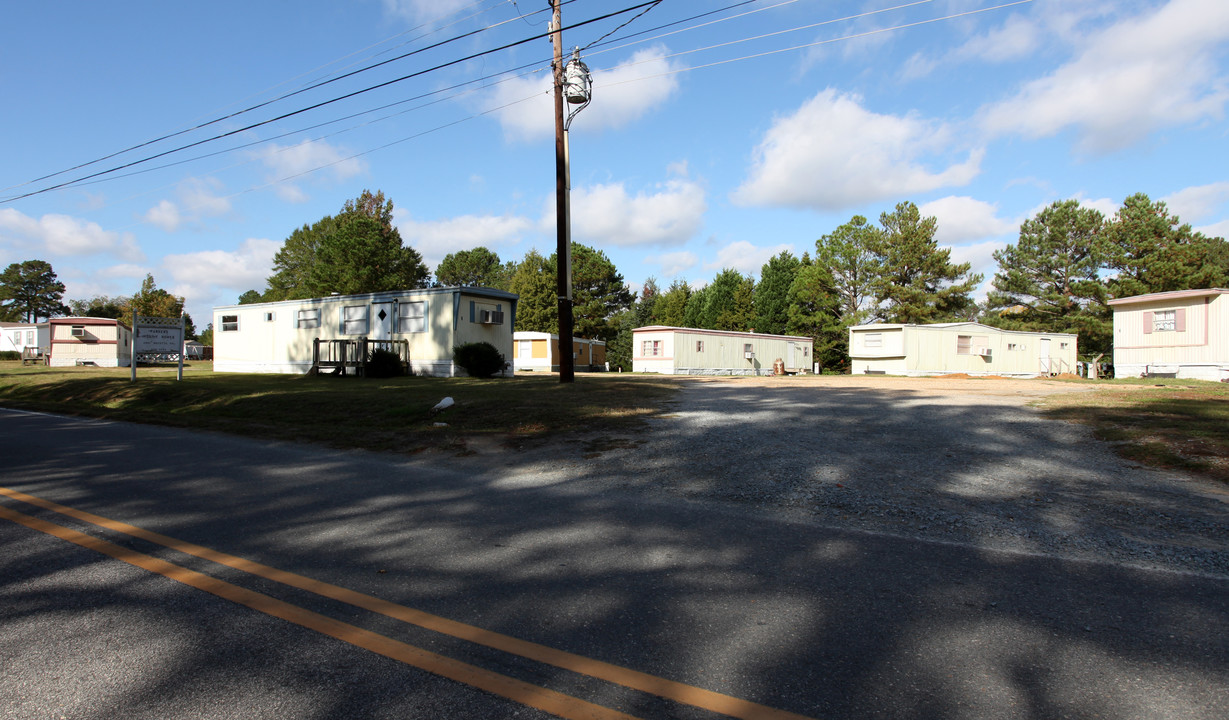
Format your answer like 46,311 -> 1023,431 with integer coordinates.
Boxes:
310,338 -> 410,376
21,346 -> 48,365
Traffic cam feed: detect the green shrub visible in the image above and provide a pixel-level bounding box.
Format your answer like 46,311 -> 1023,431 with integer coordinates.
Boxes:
0,351 -> 20,361
453,342 -> 506,378
365,348 -> 405,378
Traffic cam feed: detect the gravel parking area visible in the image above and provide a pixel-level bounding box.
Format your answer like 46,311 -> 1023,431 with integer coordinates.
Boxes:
573,376 -> 1229,578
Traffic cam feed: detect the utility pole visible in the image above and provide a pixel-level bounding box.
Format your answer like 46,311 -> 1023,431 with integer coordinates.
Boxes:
550,0 -> 575,383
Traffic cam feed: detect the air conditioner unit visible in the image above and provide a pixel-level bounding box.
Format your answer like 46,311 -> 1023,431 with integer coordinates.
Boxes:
744,351 -> 755,360
70,326 -> 85,337
480,310 -> 504,325
976,347 -> 992,357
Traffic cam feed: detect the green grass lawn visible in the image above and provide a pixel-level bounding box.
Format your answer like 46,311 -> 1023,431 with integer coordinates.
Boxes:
1040,377 -> 1229,483
0,362 -> 679,455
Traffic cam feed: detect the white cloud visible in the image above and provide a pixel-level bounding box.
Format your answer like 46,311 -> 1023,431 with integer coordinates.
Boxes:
733,90 -> 982,211
160,238 -> 281,313
255,140 -> 367,202
1197,219 -> 1229,239
0,208 -> 144,261
919,196 -> 1018,245
98,263 -> 149,280
567,178 -> 706,248
396,211 -> 533,270
382,0 -> 469,23
647,250 -> 698,278
490,47 -> 681,140
702,240 -> 795,276
981,0 -> 1229,153
144,200 -> 181,232
903,13 -> 1042,81
1162,181 -> 1229,222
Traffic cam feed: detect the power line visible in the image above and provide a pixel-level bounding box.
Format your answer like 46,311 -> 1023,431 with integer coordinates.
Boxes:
1,0 -> 556,195
0,1 -> 660,204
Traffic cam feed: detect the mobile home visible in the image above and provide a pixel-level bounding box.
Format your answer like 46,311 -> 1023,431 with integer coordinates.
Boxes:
1108,288 -> 1229,380
849,322 -> 1078,377
1,321 -> 49,361
47,317 -> 133,367
212,286 -> 517,376
513,331 -> 607,372
632,326 -> 812,375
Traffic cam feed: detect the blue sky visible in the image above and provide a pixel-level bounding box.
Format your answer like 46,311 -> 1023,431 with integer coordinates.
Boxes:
2,0 -> 1227,324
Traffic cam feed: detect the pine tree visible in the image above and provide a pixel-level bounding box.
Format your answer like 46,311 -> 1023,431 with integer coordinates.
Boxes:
1103,192 -> 1228,297
870,202 -> 981,323
816,215 -> 879,327
507,250 -> 556,333
654,278 -> 691,327
700,269 -> 754,331
785,260 -> 844,371
752,251 -> 800,335
0,260 -> 68,322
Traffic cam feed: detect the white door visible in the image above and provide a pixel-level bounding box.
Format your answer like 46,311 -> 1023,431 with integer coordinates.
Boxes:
1039,338 -> 1051,374
371,302 -> 394,340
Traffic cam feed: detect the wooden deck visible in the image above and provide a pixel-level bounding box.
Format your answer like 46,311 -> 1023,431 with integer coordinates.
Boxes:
309,338 -> 410,376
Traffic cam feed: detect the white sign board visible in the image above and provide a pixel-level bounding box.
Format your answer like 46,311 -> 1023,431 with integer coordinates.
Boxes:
135,324 -> 183,353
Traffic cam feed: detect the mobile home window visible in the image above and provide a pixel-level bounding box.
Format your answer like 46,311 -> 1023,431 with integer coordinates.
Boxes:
956,335 -> 972,354
398,301 -> 426,333
1153,310 -> 1175,332
1007,343 -> 1018,351
296,309 -> 320,329
342,305 -> 368,335
220,315 -> 239,332
26,330 -> 34,345
744,343 -> 754,354
264,312 -> 276,322
864,333 -> 882,348
696,340 -> 704,352
641,340 -> 662,357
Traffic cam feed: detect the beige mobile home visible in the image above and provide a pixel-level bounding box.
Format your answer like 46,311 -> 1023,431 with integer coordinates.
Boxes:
849,322 -> 1078,377
1108,288 -> 1229,381
47,317 -> 133,367
513,332 -> 607,372
632,326 -> 812,375
213,286 -> 516,376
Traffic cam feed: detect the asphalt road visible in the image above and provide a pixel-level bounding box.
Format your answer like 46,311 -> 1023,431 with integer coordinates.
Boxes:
1,393 -> 1226,719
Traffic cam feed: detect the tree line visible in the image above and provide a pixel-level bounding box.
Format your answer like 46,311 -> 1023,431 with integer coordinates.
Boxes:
1,262 -> 196,338
6,189 -> 1221,368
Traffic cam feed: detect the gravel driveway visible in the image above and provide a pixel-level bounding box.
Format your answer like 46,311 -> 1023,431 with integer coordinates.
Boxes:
559,376 -> 1229,578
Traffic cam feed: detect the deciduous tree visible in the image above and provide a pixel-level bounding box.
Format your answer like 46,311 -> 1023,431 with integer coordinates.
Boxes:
266,190 -> 428,299
435,247 -> 507,288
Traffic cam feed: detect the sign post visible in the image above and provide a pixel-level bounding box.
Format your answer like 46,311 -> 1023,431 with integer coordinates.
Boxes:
131,313 -> 186,381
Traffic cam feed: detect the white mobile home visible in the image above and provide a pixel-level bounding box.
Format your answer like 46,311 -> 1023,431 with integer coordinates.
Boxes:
849,322 -> 1078,377
1,321 -> 49,361
632,326 -> 812,375
1108,288 -> 1229,380
212,286 -> 517,376
513,331 -> 607,373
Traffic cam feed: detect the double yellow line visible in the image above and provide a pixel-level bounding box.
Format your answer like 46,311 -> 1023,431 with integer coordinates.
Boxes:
0,486 -> 816,720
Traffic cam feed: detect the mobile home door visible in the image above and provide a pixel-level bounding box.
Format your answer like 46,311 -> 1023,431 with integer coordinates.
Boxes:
372,302 -> 394,340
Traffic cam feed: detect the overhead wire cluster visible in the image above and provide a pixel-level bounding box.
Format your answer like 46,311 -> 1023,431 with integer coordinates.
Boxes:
2,0 -> 1034,207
